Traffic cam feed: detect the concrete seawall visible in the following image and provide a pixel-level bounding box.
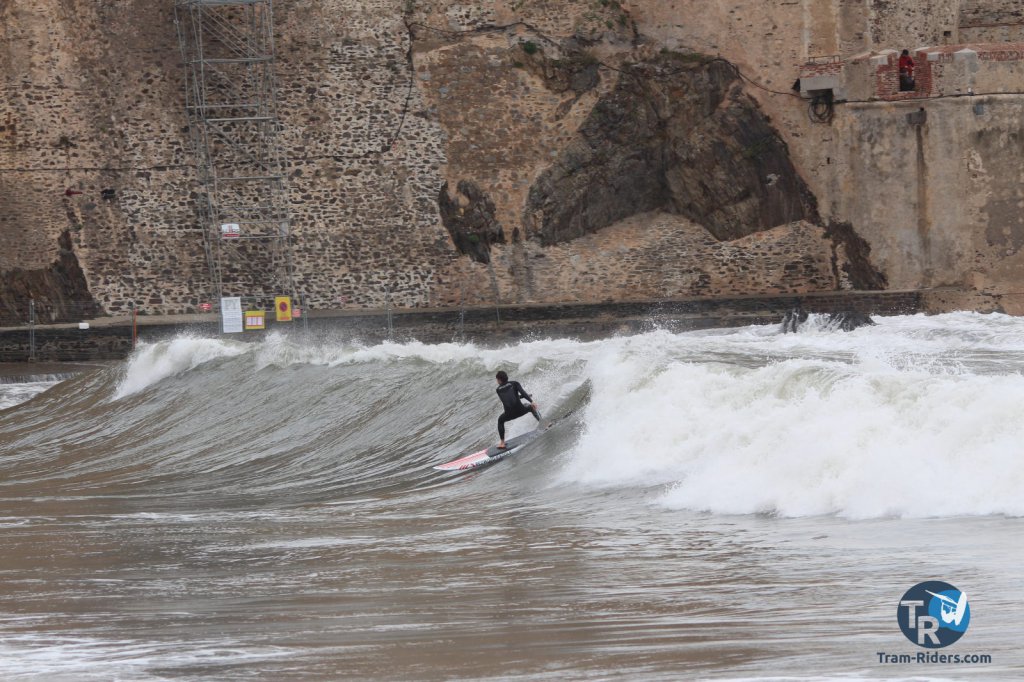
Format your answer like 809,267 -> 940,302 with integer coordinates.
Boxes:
0,290 -> 924,363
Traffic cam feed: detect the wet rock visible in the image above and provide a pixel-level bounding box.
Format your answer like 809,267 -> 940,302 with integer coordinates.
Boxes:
827,310 -> 875,331
781,305 -> 809,333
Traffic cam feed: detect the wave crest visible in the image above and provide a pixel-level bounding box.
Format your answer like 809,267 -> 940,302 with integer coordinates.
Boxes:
115,336 -> 249,399
557,347 -> 1024,518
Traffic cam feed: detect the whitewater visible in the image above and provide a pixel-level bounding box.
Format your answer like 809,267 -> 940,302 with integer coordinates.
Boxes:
0,312 -> 1021,680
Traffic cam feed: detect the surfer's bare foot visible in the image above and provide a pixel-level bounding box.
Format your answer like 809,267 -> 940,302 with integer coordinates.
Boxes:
497,442 -> 507,450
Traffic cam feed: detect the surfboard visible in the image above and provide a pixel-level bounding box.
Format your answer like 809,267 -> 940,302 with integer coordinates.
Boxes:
433,415 -> 562,472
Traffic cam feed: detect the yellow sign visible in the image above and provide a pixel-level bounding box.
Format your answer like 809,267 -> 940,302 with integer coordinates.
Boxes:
275,296 -> 292,322
244,310 -> 265,330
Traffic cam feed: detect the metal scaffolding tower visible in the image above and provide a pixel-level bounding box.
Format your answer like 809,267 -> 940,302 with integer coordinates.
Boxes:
174,0 -> 295,308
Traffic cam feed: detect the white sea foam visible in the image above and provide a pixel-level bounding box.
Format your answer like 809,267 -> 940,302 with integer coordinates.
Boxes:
109,313 -> 1024,520
0,633 -> 290,681
0,381 -> 59,410
114,336 -> 249,399
322,336 -> 595,370
554,313 -> 1024,519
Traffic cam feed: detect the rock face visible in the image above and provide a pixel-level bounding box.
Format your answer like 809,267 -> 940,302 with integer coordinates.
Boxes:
438,180 -> 504,264
526,54 -> 820,245
0,0 -> 878,316
419,28 -> 860,307
0,231 -> 98,325
5,0 -> 1024,317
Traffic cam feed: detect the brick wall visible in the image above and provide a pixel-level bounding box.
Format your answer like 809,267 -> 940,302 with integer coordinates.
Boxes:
870,50 -> 935,100
851,42 -> 1024,101
799,58 -> 846,98
801,61 -> 844,79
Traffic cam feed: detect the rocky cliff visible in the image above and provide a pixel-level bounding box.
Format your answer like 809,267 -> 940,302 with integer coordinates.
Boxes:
1,0 -> 1022,320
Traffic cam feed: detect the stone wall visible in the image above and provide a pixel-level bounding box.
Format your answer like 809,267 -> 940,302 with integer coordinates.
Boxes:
619,1 -> 1024,312
827,95 -> 1024,297
441,214 -> 843,307
0,290 -> 925,362
523,55 -> 821,244
2,0 -> 1024,321
844,43 -> 1024,101
928,43 -> 1024,96
960,0 -> 1024,43
867,0 -> 961,49
0,0 -> 208,318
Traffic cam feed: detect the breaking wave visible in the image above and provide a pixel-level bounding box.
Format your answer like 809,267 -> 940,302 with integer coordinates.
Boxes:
4,312 -> 1023,519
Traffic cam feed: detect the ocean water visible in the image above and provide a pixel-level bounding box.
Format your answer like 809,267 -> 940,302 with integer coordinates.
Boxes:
0,379 -> 64,411
0,312 -> 1021,680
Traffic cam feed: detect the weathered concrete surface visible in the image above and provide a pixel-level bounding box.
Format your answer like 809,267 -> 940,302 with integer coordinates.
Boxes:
829,97 -> 1024,304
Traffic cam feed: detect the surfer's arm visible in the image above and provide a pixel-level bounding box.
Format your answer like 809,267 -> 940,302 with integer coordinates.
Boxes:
513,381 -> 537,406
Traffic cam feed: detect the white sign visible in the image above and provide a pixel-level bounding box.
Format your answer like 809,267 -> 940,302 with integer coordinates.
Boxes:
221,296 -> 243,333
221,223 -> 240,239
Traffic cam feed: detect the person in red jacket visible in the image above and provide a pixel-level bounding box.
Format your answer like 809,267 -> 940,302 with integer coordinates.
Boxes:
899,49 -> 915,91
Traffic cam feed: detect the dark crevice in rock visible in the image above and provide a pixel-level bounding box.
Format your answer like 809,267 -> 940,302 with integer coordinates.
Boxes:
525,53 -> 821,245
0,230 -> 99,325
517,43 -> 604,121
438,180 -> 505,264
519,45 -> 602,97
825,220 -> 888,290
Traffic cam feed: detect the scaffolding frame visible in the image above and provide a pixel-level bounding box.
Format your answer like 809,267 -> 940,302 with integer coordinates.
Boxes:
174,0 -> 296,309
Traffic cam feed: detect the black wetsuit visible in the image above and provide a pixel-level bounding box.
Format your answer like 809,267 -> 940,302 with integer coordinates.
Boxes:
496,380 -> 539,441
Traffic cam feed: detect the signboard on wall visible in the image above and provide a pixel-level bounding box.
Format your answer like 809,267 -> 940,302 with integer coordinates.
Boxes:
244,310 -> 265,330
275,296 -> 292,322
221,223 -> 241,239
221,297 -> 243,333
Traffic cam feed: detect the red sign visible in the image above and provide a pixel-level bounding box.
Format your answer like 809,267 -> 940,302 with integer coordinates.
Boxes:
199,302 -> 212,312
293,307 -> 302,318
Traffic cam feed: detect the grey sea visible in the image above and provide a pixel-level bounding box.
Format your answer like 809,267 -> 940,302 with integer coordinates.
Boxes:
0,312 -> 1022,680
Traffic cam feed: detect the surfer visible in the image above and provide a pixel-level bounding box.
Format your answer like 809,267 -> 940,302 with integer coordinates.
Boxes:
494,370 -> 539,450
